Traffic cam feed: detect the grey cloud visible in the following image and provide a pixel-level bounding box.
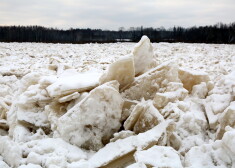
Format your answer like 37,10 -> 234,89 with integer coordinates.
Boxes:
0,0 -> 234,30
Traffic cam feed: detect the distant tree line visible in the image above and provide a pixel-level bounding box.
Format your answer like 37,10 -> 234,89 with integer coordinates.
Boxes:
0,22 -> 235,44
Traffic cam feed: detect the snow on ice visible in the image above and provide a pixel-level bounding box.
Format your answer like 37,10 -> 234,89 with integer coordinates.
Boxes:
0,36 -> 235,167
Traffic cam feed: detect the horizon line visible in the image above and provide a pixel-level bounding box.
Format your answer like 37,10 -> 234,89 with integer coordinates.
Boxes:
1,21 -> 235,31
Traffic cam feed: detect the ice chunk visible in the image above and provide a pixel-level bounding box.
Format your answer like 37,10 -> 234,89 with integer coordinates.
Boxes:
18,164 -> 42,168
17,110 -> 49,130
122,61 -> 180,101
184,144 -> 228,168
67,160 -> 93,168
185,129 -> 235,168
174,99 -> 209,155
204,101 -> 219,129
160,102 -> 183,121
110,130 -> 135,142
133,36 -> 154,76
46,72 -> 101,98
26,152 -> 43,165
56,81 -> 124,150
169,132 -> 182,151
191,82 -> 208,99
38,75 -> 57,89
0,160 -> 10,168
15,84 -> 51,131
0,128 -> 7,136
58,92 -> 80,103
0,136 -> 22,167
204,94 -> 232,129
124,100 -> 164,134
222,127 -> 235,155
215,71 -> 235,95
18,72 -> 42,93
99,55 -> 135,88
178,68 -> 210,92
12,124 -> 32,142
48,56 -> 72,75
89,120 -> 174,168
23,138 -> 87,167
0,119 -> 8,130
0,98 -> 10,120
153,82 -> 188,109
134,146 -> 183,168
204,71 -> 235,129
121,99 -> 138,122
216,102 -> 235,139
7,101 -> 18,137
209,70 -> 235,96
208,94 -> 232,115
44,100 -> 72,132
126,162 -> 147,168
183,106 -> 208,134
124,101 -> 145,131
133,104 -> 164,134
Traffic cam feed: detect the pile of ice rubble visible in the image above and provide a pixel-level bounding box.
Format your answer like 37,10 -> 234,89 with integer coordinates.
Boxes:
0,36 -> 235,168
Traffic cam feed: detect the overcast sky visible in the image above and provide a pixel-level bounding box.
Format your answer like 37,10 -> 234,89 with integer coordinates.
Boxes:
0,0 -> 235,30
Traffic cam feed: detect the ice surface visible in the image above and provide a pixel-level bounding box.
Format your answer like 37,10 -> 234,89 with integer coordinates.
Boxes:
0,136 -> 22,167
178,68 -> 210,92
134,146 -> 183,168
56,81 -> 124,151
88,120 -> 174,167
22,138 -> 87,167
153,82 -> 188,109
132,35 -> 154,76
0,37 -> 235,167
124,100 -> 164,134
110,130 -> 135,142
204,70 -> 235,129
216,101 -> 235,139
126,162 -> 147,168
0,161 -> 10,168
46,72 -> 101,98
99,55 -> 135,88
191,82 -> 208,98
121,61 -> 180,101
185,128 -> 235,168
